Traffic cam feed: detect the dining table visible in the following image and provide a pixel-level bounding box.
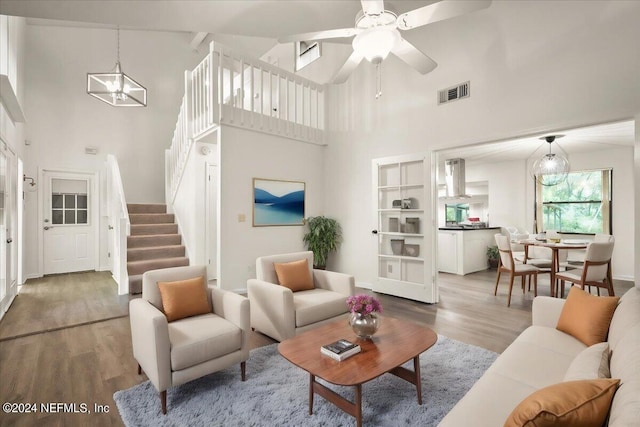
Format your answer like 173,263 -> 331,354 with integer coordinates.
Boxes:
517,239 -> 589,297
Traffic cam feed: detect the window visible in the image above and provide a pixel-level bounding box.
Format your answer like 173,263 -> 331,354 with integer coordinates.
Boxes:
445,203 -> 469,224
295,41 -> 321,71
51,193 -> 88,225
536,169 -> 611,234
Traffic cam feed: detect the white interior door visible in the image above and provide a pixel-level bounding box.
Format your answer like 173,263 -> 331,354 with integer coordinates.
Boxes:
372,153 -> 437,303
43,171 -> 96,275
0,141 -> 18,315
206,163 -> 218,280
0,147 -> 8,306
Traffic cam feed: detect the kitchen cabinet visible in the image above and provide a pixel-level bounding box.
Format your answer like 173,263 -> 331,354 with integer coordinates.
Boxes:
438,228 -> 500,275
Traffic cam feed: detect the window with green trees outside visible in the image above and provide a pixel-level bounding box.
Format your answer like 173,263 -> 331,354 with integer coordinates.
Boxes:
536,169 -> 612,234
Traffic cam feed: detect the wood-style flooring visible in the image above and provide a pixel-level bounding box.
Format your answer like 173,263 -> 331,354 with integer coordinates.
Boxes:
0,270 -> 632,427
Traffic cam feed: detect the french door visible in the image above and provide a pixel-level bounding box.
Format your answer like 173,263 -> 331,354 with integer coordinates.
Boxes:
372,153 -> 437,303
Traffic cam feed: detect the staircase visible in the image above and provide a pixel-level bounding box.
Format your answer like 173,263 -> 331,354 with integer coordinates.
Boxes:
127,204 -> 189,294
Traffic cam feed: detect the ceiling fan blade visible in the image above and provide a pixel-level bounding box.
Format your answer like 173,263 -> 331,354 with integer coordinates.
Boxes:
397,0 -> 492,30
391,39 -> 437,74
361,0 -> 385,16
332,51 -> 364,84
278,28 -> 361,44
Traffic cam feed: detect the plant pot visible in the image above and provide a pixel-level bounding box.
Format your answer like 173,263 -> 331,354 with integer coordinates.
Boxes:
488,259 -> 499,269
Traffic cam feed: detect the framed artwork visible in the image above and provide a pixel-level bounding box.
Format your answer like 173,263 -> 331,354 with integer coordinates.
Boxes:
253,178 -> 305,226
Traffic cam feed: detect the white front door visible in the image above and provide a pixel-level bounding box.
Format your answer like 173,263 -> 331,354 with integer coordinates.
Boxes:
43,171 -> 96,275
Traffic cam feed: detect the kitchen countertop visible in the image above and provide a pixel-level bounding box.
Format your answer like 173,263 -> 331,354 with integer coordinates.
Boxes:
438,226 -> 502,231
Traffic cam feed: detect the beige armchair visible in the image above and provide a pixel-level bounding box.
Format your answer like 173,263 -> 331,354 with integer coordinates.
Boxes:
129,266 -> 250,414
247,251 -> 355,342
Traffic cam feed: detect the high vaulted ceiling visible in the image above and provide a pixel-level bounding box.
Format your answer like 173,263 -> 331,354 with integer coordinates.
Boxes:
0,0 -> 432,36
1,0 -> 637,163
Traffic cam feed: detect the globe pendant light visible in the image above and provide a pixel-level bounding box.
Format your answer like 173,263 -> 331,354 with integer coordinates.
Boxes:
532,135 -> 569,186
87,27 -> 147,107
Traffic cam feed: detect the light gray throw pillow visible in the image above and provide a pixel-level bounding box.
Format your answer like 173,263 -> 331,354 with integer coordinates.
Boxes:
563,342 -> 610,381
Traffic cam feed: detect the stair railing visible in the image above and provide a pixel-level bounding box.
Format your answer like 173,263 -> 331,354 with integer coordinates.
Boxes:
106,154 -> 130,294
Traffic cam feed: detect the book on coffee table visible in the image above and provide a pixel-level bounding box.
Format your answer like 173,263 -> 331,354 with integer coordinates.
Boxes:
321,339 -> 361,361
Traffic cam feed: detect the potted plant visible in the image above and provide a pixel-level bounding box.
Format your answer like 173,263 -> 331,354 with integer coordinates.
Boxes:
487,245 -> 500,269
303,216 -> 342,269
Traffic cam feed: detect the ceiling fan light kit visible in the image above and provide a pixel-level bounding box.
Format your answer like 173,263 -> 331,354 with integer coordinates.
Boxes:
532,135 -> 570,186
278,0 -> 492,93
352,26 -> 401,64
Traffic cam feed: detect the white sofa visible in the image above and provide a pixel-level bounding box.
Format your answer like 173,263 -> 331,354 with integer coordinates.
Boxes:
439,286 -> 640,426
247,251 -> 354,342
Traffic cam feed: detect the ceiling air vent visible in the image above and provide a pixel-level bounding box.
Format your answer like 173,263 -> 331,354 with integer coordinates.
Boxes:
438,81 -> 470,105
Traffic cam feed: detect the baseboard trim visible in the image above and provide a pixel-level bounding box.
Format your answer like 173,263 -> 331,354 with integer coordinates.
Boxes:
356,281 -> 374,290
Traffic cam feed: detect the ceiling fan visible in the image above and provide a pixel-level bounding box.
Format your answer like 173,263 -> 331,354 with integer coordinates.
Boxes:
279,0 -> 492,84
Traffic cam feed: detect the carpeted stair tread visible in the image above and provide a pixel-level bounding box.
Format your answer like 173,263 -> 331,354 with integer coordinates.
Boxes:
127,204 -> 167,214
127,203 -> 187,295
127,257 -> 190,276
130,223 -> 178,235
129,213 -> 175,224
127,234 -> 182,248
127,245 -> 186,262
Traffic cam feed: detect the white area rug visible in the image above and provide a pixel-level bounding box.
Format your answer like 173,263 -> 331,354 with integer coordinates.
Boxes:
114,335 -> 497,426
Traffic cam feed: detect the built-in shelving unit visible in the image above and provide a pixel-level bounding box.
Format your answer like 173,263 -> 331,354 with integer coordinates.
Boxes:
373,153 -> 432,302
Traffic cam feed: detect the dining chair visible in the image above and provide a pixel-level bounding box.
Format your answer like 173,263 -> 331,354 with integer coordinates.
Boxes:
594,233 -> 614,243
555,241 -> 615,297
494,234 -> 539,307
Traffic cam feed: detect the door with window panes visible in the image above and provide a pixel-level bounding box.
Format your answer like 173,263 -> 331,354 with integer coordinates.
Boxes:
372,153 -> 436,303
43,173 -> 95,274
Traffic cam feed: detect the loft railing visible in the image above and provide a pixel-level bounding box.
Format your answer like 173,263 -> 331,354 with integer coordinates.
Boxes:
106,154 -> 130,295
214,44 -> 324,144
167,41 -> 325,202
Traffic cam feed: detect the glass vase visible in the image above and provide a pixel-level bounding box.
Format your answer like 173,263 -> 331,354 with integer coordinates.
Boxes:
349,312 -> 380,339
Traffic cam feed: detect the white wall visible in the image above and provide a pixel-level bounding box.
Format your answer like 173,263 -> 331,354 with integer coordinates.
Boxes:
324,0 -> 640,285
21,24 -> 203,278
218,125 -> 325,291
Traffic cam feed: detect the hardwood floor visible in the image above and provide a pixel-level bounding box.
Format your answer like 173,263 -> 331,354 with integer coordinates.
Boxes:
0,271 -> 130,340
0,270 -> 632,427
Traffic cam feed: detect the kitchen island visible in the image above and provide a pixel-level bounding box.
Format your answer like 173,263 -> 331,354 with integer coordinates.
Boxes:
438,227 -> 501,275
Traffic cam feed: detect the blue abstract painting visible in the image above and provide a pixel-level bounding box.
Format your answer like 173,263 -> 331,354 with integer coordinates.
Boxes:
253,179 -> 305,226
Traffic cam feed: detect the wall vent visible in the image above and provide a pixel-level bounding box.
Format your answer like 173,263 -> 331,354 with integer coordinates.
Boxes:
438,81 -> 470,105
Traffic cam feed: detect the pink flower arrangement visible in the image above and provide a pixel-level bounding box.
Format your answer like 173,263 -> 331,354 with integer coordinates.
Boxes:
346,294 -> 383,316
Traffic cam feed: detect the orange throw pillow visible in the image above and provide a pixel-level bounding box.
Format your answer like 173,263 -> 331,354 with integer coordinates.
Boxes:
556,287 -> 619,346
274,259 -> 314,292
157,276 -> 210,322
504,379 -> 620,427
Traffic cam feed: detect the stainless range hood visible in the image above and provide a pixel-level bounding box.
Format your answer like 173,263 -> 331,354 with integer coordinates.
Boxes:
444,158 -> 471,198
